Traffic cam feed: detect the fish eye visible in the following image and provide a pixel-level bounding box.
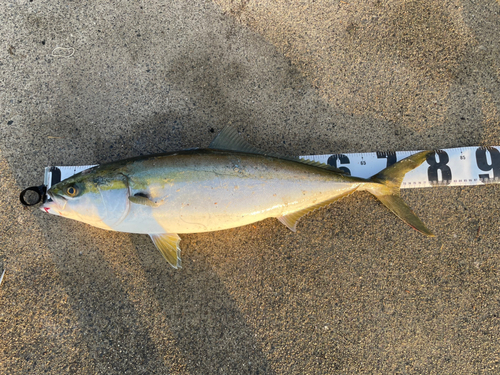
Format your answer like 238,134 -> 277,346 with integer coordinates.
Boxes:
66,186 -> 78,197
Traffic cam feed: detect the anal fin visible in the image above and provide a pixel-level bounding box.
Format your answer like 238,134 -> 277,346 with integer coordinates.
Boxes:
277,187 -> 359,232
149,233 -> 182,268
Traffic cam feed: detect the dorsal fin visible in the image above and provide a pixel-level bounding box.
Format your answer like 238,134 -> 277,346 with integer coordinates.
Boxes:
209,127 -> 347,174
209,127 -> 263,154
295,157 -> 346,174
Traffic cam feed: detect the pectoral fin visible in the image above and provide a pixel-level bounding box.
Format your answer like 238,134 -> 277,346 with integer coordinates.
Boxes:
129,193 -> 167,208
149,233 -> 182,269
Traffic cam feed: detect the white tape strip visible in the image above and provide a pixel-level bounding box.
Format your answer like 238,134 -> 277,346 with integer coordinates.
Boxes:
304,146 -> 500,188
43,146 -> 500,190
44,165 -> 97,189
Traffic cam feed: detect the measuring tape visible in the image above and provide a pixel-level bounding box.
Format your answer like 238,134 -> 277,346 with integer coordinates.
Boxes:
41,146 -> 500,190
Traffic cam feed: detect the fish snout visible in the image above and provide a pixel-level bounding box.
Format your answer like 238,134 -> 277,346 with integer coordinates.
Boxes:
40,197 -> 65,216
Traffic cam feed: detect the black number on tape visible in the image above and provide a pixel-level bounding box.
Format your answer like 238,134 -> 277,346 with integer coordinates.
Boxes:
476,147 -> 500,181
376,151 -> 397,168
328,154 -> 351,175
50,167 -> 61,186
427,151 -> 451,185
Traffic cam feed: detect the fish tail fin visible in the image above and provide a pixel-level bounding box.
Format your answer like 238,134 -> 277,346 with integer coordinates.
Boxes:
364,150 -> 435,237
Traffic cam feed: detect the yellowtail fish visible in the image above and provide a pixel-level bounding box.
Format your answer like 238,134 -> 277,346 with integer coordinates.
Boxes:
41,128 -> 434,268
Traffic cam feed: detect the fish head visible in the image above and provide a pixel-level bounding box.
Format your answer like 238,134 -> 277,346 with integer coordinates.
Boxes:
41,167 -> 130,230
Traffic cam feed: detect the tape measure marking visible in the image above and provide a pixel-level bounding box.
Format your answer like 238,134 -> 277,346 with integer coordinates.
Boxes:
303,146 -> 500,189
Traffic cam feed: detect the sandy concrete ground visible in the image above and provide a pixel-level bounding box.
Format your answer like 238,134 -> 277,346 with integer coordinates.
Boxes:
1,0 -> 500,373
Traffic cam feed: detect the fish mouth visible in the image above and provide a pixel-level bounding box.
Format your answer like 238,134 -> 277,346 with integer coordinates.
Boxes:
40,192 -> 67,214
